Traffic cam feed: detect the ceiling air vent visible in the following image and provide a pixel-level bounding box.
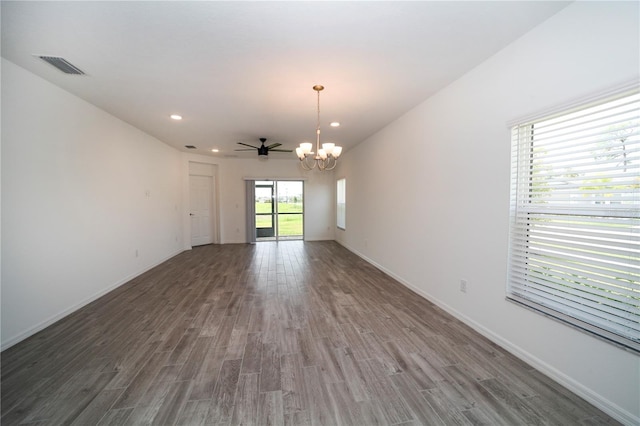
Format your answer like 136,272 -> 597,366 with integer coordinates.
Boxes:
37,56 -> 85,75
184,145 -> 197,150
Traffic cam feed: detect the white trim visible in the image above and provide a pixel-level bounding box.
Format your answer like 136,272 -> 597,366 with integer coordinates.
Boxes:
0,249 -> 184,351
506,79 -> 640,128
335,240 -> 639,426
243,176 -> 308,181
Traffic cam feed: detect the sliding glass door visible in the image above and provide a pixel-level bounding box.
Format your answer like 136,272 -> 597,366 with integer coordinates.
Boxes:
255,180 -> 303,241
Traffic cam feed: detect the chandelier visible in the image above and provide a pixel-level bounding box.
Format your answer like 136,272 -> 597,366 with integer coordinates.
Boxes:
296,85 -> 342,171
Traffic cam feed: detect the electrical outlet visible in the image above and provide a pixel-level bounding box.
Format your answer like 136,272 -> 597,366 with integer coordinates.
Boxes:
460,279 -> 468,293
135,249 -> 139,258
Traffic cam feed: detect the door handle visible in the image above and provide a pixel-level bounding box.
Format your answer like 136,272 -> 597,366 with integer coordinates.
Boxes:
190,213 -> 195,216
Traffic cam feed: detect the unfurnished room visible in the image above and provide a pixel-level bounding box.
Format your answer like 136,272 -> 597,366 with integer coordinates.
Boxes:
1,1 -> 639,425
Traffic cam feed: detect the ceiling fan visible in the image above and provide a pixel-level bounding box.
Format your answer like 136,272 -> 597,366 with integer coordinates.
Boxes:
235,138 -> 293,157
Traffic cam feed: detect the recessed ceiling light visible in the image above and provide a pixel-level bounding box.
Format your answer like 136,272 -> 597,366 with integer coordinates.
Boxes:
330,122 -> 340,127
170,114 -> 183,120
211,149 -> 219,153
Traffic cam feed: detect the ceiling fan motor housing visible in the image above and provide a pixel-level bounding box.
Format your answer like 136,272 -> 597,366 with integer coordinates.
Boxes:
235,137 -> 291,156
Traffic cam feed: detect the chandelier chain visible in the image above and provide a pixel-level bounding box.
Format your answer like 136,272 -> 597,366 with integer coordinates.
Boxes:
316,89 -> 321,151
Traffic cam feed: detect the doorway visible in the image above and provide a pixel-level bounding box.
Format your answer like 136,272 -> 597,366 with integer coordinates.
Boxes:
190,175 -> 213,246
187,161 -> 218,247
255,180 -> 303,241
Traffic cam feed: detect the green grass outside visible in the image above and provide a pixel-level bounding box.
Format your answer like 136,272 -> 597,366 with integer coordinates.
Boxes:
256,202 -> 303,236
255,202 -> 302,214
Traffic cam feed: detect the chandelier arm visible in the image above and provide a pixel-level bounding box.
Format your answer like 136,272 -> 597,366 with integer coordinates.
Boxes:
308,156 -> 317,169
299,158 -> 309,170
301,155 -> 317,170
324,157 -> 337,171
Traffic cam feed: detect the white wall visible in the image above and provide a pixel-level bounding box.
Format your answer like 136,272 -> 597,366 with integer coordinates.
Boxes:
1,59 -> 184,349
335,2 -> 639,424
0,59 -> 335,349
182,154 -> 334,245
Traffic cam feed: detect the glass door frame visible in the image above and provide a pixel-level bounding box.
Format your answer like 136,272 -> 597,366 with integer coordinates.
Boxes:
255,180 -> 304,242
255,182 -> 275,238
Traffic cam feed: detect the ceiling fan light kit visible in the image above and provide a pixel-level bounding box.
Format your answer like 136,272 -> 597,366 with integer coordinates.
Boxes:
296,85 -> 342,171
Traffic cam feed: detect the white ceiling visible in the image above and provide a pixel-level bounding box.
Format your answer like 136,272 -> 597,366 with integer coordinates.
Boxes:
1,1 -> 570,159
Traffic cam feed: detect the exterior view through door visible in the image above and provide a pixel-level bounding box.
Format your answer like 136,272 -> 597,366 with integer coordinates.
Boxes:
255,180 -> 303,241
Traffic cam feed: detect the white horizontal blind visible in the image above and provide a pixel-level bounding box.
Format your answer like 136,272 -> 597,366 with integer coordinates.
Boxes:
507,91 -> 640,351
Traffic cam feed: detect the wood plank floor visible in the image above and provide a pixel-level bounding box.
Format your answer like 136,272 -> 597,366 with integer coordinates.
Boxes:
1,241 -> 619,425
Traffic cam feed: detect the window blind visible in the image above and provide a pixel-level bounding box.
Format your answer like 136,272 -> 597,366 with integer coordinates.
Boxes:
507,91 -> 640,352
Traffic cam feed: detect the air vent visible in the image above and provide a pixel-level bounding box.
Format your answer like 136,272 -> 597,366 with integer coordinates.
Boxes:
184,145 -> 197,150
37,56 -> 85,75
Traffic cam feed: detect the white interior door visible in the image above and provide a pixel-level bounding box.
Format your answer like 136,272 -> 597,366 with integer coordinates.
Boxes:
190,175 -> 213,247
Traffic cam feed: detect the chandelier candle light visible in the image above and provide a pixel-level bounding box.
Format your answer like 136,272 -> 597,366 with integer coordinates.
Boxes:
296,85 -> 342,171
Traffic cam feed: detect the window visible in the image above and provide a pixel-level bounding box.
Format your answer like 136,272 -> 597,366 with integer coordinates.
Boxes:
507,90 -> 640,352
337,178 -> 346,230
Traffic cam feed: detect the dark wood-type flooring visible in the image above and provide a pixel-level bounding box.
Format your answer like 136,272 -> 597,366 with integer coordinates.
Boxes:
1,241 -> 619,425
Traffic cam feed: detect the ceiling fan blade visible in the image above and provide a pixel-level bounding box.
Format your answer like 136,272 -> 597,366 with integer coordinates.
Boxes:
266,143 -> 282,149
237,142 -> 259,149
234,148 -> 256,151
270,149 -> 294,152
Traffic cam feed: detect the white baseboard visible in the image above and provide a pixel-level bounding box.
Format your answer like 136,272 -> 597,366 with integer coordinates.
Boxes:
336,241 -> 639,426
1,248 -> 184,351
